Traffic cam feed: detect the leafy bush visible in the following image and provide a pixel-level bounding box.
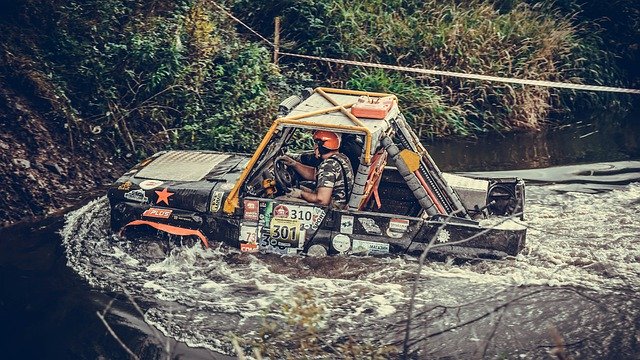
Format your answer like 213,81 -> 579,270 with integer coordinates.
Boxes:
2,0 -> 636,157
33,0 -> 289,156
347,69 -> 473,137
233,0 -> 633,136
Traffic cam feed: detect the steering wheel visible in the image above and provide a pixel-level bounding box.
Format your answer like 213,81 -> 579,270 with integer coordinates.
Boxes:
273,156 -> 297,194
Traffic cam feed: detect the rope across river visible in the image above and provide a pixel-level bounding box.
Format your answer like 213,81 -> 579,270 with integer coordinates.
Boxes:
211,1 -> 640,95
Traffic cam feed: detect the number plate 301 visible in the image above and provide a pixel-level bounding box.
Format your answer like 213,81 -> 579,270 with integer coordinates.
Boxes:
270,218 -> 301,244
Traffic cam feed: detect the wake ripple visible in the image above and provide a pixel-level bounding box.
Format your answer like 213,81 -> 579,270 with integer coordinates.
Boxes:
61,181 -> 640,355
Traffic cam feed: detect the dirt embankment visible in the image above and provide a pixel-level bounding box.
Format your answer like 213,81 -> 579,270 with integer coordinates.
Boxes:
0,81 -> 128,226
0,2 -> 130,226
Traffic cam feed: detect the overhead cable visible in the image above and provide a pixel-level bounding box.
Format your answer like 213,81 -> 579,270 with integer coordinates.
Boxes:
280,52 -> 640,95
211,1 -> 640,95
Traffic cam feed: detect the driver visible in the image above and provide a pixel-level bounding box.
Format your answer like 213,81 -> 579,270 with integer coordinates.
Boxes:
281,130 -> 354,209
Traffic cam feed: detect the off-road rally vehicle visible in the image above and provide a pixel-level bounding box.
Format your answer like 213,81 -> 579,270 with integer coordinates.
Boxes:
108,87 -> 525,259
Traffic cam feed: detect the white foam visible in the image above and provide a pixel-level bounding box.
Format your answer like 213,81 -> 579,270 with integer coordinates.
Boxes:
59,183 -> 640,355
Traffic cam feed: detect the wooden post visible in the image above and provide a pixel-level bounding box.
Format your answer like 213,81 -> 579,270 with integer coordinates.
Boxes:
273,16 -> 280,64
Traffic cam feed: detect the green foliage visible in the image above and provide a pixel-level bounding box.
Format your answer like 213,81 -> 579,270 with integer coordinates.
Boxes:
2,0 -> 636,157
234,0 -> 634,136
522,0 -> 638,110
34,0 -> 288,156
347,69 -> 473,137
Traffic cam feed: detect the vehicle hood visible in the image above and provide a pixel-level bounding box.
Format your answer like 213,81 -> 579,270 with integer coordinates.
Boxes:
109,150 -> 249,213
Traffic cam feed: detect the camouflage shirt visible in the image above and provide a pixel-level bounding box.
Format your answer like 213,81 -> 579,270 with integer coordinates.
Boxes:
316,153 -> 354,208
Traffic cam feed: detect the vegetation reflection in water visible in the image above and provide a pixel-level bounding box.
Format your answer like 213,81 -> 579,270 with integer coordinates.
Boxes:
428,111 -> 640,172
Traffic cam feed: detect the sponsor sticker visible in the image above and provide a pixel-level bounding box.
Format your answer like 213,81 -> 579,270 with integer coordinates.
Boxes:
273,204 -> 290,218
307,244 -> 328,257
218,182 -> 235,191
210,191 -> 224,212
436,229 -> 451,243
387,218 -> 409,238
171,214 -> 195,222
259,243 -> 298,255
352,239 -> 390,254
262,203 -> 320,251
117,181 -> 132,191
358,217 -> 382,235
155,188 -> 174,205
139,179 -> 164,190
264,237 -> 297,251
259,201 -> 273,226
269,217 -> 301,245
311,207 -> 326,230
332,234 -> 351,253
268,203 -> 323,232
240,243 -> 258,252
244,199 -> 259,220
142,208 -> 173,219
340,215 -> 354,234
240,223 -> 259,253
124,189 -> 148,203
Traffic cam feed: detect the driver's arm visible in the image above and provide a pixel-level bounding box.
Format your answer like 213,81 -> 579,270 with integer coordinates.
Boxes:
300,187 -> 332,206
290,161 -> 316,181
282,156 -> 316,181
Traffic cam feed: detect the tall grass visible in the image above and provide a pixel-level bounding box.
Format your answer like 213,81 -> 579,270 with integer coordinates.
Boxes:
2,0 -> 632,153
234,0 -> 628,136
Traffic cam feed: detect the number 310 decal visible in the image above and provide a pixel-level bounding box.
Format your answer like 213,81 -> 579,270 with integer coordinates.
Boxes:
289,208 -> 312,221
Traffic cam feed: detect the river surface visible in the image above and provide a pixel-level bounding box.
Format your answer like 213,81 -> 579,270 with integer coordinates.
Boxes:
1,112 -> 639,359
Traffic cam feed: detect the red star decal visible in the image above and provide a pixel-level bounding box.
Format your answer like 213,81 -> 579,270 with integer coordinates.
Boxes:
155,188 -> 174,206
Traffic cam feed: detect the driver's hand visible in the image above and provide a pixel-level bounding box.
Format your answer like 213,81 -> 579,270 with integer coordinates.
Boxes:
280,155 -> 297,167
288,188 -> 303,198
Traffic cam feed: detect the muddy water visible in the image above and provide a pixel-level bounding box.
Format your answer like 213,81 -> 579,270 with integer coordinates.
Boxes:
428,111 -> 640,172
1,113 -> 639,359
56,166 -> 640,358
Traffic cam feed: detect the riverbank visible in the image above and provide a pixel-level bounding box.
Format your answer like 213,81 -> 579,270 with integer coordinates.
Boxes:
0,92 -> 128,225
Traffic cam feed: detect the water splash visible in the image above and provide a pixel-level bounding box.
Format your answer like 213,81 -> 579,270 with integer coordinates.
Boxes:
61,180 -> 640,355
